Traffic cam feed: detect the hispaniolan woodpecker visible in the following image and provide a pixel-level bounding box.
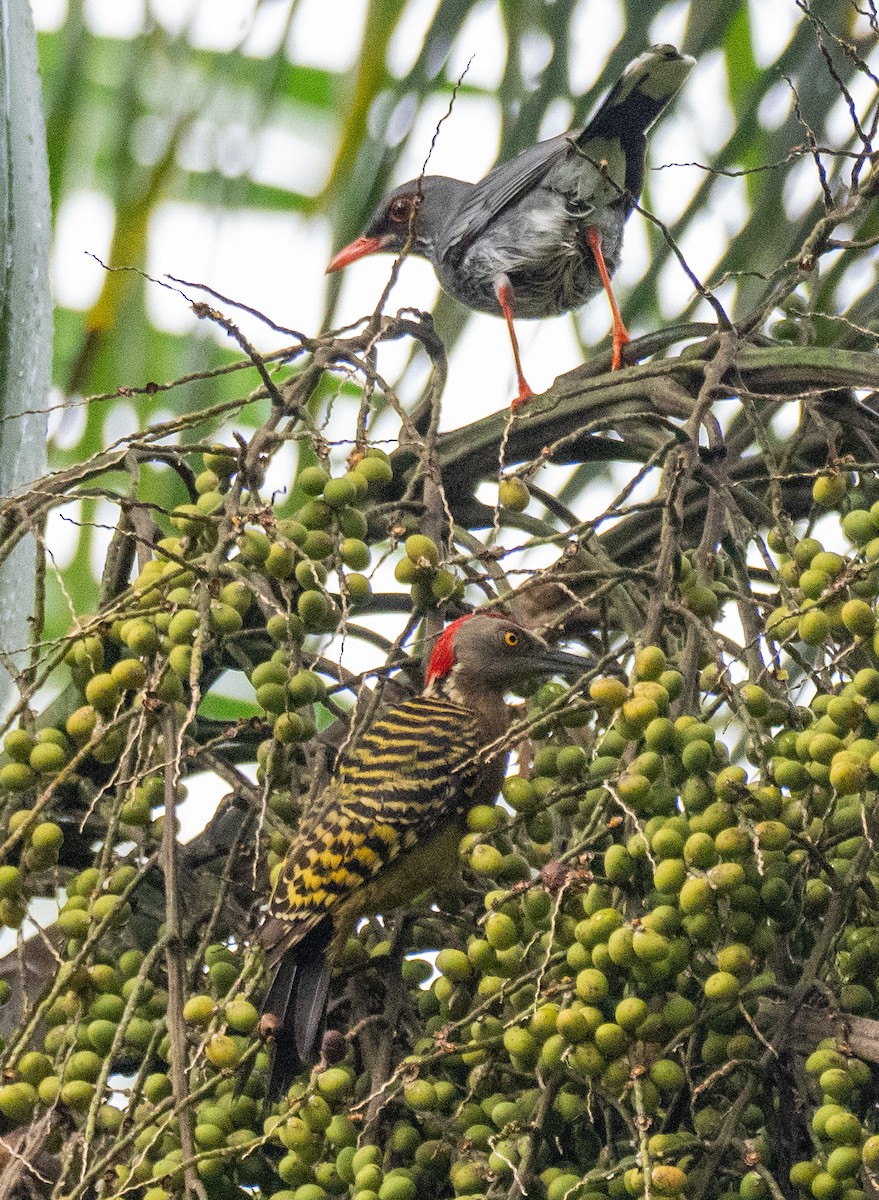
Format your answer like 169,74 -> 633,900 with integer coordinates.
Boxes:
258,612 -> 589,1097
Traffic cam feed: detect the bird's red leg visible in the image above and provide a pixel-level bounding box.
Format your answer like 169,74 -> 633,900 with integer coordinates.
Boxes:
587,226 -> 630,370
494,275 -> 534,410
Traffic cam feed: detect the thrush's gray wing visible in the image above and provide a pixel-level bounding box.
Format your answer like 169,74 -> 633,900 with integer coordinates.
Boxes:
439,46 -> 693,267
438,134 -> 569,266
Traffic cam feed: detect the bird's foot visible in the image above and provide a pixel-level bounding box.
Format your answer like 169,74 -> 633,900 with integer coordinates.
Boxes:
611,329 -> 631,371
511,381 -> 535,410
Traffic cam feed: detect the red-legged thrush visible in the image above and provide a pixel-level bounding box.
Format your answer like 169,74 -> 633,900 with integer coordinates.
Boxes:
327,45 -> 694,408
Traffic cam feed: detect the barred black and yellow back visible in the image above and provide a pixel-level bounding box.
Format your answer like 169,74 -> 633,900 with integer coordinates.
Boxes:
258,613 -> 590,1098
258,694 -> 496,1097
261,694 -> 497,953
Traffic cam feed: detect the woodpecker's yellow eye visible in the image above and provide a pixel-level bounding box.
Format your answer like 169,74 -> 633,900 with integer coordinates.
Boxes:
504,631 -> 519,647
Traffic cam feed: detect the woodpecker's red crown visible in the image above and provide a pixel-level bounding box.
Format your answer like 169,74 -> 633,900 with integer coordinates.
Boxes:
426,613 -> 504,683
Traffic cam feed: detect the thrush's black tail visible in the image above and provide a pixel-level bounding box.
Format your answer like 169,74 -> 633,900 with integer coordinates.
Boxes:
262,918 -> 334,1100
577,45 -> 693,199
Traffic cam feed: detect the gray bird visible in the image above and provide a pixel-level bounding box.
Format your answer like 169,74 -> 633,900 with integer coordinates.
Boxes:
327,44 -> 694,407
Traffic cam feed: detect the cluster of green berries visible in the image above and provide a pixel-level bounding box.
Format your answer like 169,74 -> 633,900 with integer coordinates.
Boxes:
10,439 -> 879,1200
393,534 -> 461,611
787,1041 -> 877,1200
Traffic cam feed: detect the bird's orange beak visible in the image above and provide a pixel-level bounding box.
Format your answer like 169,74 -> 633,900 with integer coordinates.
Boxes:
326,235 -> 383,274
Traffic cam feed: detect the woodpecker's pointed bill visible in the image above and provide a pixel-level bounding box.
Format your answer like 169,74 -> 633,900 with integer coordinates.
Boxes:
258,612 -> 594,1099
327,44 -> 694,409
534,644 -> 592,675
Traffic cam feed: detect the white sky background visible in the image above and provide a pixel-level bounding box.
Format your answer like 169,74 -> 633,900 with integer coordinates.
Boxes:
37,0 -> 850,424
26,0 -> 879,845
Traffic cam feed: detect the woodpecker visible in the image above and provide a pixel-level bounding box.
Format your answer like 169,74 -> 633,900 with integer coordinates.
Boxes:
258,612 -> 589,1097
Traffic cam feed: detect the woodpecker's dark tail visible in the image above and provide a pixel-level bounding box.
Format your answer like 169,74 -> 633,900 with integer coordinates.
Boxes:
577,44 -> 693,197
261,918 -> 333,1100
